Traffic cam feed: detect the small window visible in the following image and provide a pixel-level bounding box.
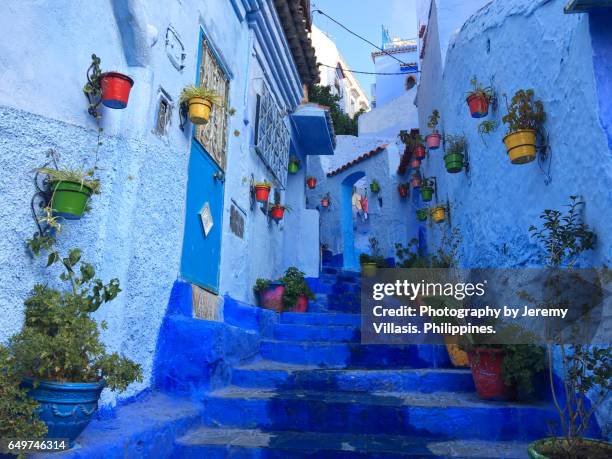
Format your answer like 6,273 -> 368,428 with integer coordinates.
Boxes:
155,89 -> 173,136
336,63 -> 345,80
405,75 -> 417,91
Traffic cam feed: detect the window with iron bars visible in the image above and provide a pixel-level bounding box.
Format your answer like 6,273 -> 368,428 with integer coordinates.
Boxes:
194,37 -> 229,169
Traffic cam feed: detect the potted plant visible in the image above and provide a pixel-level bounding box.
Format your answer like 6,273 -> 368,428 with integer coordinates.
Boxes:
306,176 -> 317,189
397,183 -> 409,198
359,238 -> 387,278
254,181 -> 272,203
416,208 -> 428,222
444,135 -> 466,173
320,193 -> 331,209
370,179 -> 380,193
420,177 -> 434,202
9,244 -> 142,446
431,205 -> 446,223
254,279 -> 285,312
410,174 -> 422,189
527,197 -> 611,458
426,110 -> 441,149
414,135 -> 427,159
409,157 -> 421,169
270,203 -> 290,221
99,71 -> 134,109
280,267 -> 315,313
39,167 -> 101,220
502,89 -> 545,164
288,157 -> 300,174
466,76 -> 493,118
179,84 -> 223,125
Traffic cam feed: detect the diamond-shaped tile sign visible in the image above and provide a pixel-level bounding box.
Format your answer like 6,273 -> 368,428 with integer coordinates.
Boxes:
199,202 -> 214,237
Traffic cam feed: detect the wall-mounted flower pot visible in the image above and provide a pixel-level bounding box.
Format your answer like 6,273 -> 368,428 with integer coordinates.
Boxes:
411,176 -> 422,188
416,209 -> 428,222
187,97 -> 213,125
321,198 -> 330,208
503,129 -> 537,164
100,72 -> 134,109
306,177 -> 317,189
444,336 -> 469,367
409,158 -> 421,169
270,205 -> 285,221
254,183 -> 271,203
444,153 -> 464,173
527,438 -> 612,459
414,145 -> 426,159
289,294 -> 309,313
23,377 -> 105,446
420,186 -> 434,202
370,182 -> 380,193
50,181 -> 93,220
257,282 -> 285,312
466,93 -> 489,118
426,133 -> 441,150
431,206 -> 445,223
288,161 -> 300,174
469,348 -> 515,400
397,184 -> 409,198
361,262 -> 378,277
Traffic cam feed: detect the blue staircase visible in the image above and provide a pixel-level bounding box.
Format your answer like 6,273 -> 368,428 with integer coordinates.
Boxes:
170,267 -> 555,458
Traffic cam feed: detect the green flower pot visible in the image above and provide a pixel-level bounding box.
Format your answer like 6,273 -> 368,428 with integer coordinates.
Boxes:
528,437 -> 612,459
370,183 -> 380,193
288,162 -> 299,174
50,181 -> 93,220
420,186 -> 434,202
416,209 -> 428,222
444,153 -> 464,173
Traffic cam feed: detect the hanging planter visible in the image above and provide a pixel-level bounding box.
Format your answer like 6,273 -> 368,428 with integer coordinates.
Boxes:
414,144 -> 426,159
306,176 -> 317,189
416,208 -> 428,222
39,168 -> 101,220
397,184 -> 409,198
444,153 -> 465,173
270,204 -> 289,221
469,348 -> 515,400
288,157 -> 300,174
420,185 -> 434,202
179,85 -> 223,125
100,72 -> 134,109
444,135 -> 466,173
254,182 -> 272,203
410,174 -> 422,189
370,179 -> 380,193
409,158 -> 421,169
321,193 -> 331,209
465,77 -> 492,118
431,205 -> 446,223
426,110 -> 442,150
502,89 -> 545,165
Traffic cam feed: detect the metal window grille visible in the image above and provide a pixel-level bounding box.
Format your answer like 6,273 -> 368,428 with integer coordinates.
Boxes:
195,37 -> 229,169
254,86 -> 290,188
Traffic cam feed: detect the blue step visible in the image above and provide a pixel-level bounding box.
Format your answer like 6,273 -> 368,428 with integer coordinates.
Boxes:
280,312 -> 361,327
172,427 -> 531,458
231,362 -> 475,393
199,387 -> 557,441
259,341 -> 452,368
273,323 -> 360,342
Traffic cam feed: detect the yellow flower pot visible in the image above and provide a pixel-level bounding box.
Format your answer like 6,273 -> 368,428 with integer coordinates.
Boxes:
361,263 -> 378,278
444,336 -> 469,367
431,206 -> 445,223
503,129 -> 537,164
188,97 -> 213,125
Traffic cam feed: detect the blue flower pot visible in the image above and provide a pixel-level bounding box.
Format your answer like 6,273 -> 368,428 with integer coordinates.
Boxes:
22,378 -> 104,446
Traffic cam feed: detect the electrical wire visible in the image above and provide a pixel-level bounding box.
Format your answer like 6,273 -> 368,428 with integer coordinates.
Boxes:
318,63 -> 420,76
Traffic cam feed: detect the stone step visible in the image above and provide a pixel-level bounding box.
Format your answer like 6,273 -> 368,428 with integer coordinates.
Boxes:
231,361 -> 475,393
280,312 -> 361,327
273,323 -> 360,343
199,387 -> 556,441
172,426 -> 531,458
259,341 -> 451,368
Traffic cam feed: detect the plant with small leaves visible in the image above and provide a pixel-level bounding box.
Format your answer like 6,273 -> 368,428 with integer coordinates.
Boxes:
38,167 -> 101,195
253,278 -> 272,293
83,54 -> 103,120
445,135 -> 467,156
179,85 -> 223,106
502,89 -> 545,134
427,109 -> 440,132
477,120 -> 498,145
280,267 -> 315,310
467,76 -> 493,100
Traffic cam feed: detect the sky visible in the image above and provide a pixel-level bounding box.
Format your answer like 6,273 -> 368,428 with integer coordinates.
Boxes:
312,0 -> 418,92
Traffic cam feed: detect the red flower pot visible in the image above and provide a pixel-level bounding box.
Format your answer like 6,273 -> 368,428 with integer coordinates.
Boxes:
398,185 -> 409,198
100,72 -> 134,109
254,184 -> 271,203
414,145 -> 426,159
306,177 -> 317,189
258,282 -> 285,312
466,93 -> 489,118
270,206 -> 285,221
409,158 -> 421,169
411,176 -> 422,188
321,198 -> 330,208
426,133 -> 441,150
290,294 -> 308,313
469,348 -> 516,400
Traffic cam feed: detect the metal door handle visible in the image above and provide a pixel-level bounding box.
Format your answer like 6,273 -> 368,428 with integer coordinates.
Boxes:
213,171 -> 225,183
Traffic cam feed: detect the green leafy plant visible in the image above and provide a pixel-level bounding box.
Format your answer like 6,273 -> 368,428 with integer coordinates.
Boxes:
477,120 -> 498,145
370,179 -> 380,193
179,84 -> 223,106
308,84 -> 364,135
502,89 -> 545,134
399,130 -> 425,148
280,267 -> 315,309
445,135 -> 467,156
467,76 -> 493,100
0,345 -> 47,450
528,197 -> 610,456
253,278 -> 272,293
10,245 -> 142,392
360,237 -> 387,267
38,167 -> 101,194
427,109 -> 440,132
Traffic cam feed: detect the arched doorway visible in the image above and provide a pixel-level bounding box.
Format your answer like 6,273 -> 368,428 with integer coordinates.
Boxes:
341,170 -> 366,271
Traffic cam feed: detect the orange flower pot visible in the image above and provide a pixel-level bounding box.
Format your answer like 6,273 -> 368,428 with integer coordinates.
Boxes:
466,93 -> 489,118
306,177 -> 317,189
254,184 -> 271,203
270,206 -> 285,221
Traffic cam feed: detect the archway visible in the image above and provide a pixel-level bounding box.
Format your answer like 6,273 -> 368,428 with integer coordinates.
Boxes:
341,170 -> 366,271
